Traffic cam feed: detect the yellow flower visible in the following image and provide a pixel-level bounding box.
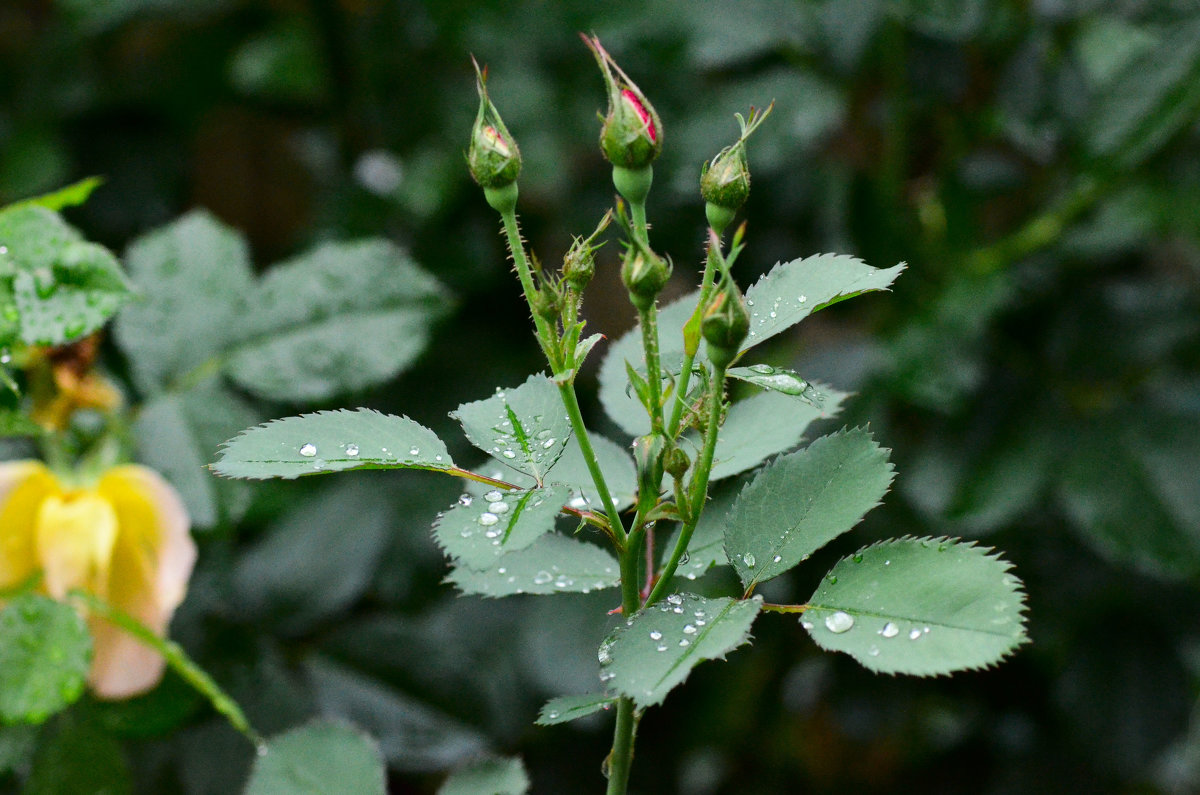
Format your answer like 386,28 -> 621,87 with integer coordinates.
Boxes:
0,461 -> 195,699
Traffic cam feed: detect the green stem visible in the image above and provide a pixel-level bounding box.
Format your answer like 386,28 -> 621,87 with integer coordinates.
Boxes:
69,589 -> 264,749
637,304 -> 664,434
629,200 -> 650,247
499,208 -> 562,370
556,382 -> 624,544
606,697 -> 637,795
668,238 -> 722,436
647,363 -> 726,605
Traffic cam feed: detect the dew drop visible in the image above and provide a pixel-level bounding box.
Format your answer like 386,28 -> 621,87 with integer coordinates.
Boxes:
344,444 -> 360,457
679,638 -> 690,647
488,501 -> 510,514
909,628 -> 922,640
798,294 -> 807,303
683,625 -> 697,635
824,611 -> 854,634
773,555 -> 782,563
868,645 -> 880,657
483,490 -> 503,502
497,567 -> 506,574
533,570 -> 553,585
744,553 -> 756,568
666,594 -> 683,605
880,622 -> 900,638
649,631 -> 662,640
801,620 -> 814,630
458,494 -> 473,507
769,311 -> 777,318
502,450 -> 517,459
478,512 -> 500,526
542,438 -> 556,449
673,607 -> 683,614
299,443 -> 317,457
547,711 -> 559,720
656,644 -> 668,652
409,447 -> 420,456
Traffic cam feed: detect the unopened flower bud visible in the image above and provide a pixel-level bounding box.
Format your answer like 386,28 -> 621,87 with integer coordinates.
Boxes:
700,103 -> 773,235
663,445 -> 690,479
633,433 -> 666,501
467,57 -> 521,192
702,278 -> 750,369
582,34 -> 663,170
530,284 -> 560,321
620,243 -> 671,311
562,212 -> 611,291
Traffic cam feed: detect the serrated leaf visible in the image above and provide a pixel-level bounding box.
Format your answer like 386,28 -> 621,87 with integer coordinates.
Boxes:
548,433 -> 638,511
0,205 -> 131,346
0,594 -> 92,723
803,537 -> 1027,676
446,534 -> 619,598
727,364 -> 824,407
707,386 -> 847,481
451,374 -> 572,482
598,292 -> 700,436
7,176 -> 104,212
438,757 -> 529,795
212,409 -> 453,480
434,484 -> 570,570
224,239 -> 450,402
599,593 -> 761,708
114,209 -> 254,394
245,721 -> 385,795
535,693 -> 616,726
741,253 -> 904,352
135,377 -> 258,527
726,428 -> 894,589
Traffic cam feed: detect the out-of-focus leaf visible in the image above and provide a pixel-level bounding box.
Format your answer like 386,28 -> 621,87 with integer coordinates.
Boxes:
26,718 -> 130,795
599,593 -> 761,708
434,484 -> 570,570
0,722 -> 37,774
6,176 -> 104,211
233,480 -> 394,635
114,209 -> 254,394
229,21 -> 330,105
224,240 -> 449,402
135,377 -> 258,527
245,721 -> 385,795
0,409 -> 41,438
0,595 -> 91,724
212,409 -> 454,480
535,693 -> 616,726
803,538 -> 1027,675
725,428 -> 894,589
438,756 -> 529,795
445,534 -> 619,598
305,657 -> 487,772
451,374 -> 571,482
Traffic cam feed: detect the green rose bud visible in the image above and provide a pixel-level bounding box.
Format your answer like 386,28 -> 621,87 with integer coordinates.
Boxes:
582,34 -> 663,171
701,277 -> 751,369
467,57 -> 522,194
620,242 -> 671,311
700,103 -> 773,235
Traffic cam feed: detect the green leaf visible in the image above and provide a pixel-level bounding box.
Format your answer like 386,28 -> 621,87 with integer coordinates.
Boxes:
727,364 -> 824,407
245,721 -> 386,795
451,374 -> 572,482
212,409 -> 454,480
725,428 -> 894,589
0,205 -> 131,345
26,718 -> 131,795
445,534 -> 619,598
1084,18 -> 1200,168
434,484 -> 570,570
0,594 -> 92,724
114,209 -> 254,394
741,253 -> 904,352
0,723 -> 37,774
7,176 -> 104,212
438,757 -> 530,795
535,693 -> 616,726
707,386 -> 847,481
305,656 -> 487,771
135,377 -> 258,527
548,432 -> 638,511
599,593 -> 761,708
598,292 -> 700,436
224,239 -> 450,402
803,537 -> 1028,676
662,484 -> 738,583
0,408 -> 42,438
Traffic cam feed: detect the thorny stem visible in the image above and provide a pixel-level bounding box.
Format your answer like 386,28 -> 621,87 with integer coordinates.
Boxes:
69,589 -> 265,750
646,361 -> 727,606
637,304 -> 665,435
667,234 -> 723,436
557,382 -> 625,545
499,209 -> 562,371
606,698 -> 638,795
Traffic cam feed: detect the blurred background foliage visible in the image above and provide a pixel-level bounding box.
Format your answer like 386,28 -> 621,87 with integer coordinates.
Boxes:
3,0 -> 1200,792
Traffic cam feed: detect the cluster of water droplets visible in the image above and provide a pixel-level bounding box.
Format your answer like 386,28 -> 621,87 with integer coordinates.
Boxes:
294,438 -> 445,471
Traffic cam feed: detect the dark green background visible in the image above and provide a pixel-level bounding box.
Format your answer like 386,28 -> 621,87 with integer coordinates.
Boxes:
3,1 -> 1200,793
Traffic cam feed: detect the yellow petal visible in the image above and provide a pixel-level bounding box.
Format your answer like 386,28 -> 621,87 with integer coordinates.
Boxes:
36,492 -> 119,600
89,465 -> 195,699
0,461 -> 58,590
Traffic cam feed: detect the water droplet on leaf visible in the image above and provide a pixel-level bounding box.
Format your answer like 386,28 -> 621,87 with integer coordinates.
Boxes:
825,611 -> 854,634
